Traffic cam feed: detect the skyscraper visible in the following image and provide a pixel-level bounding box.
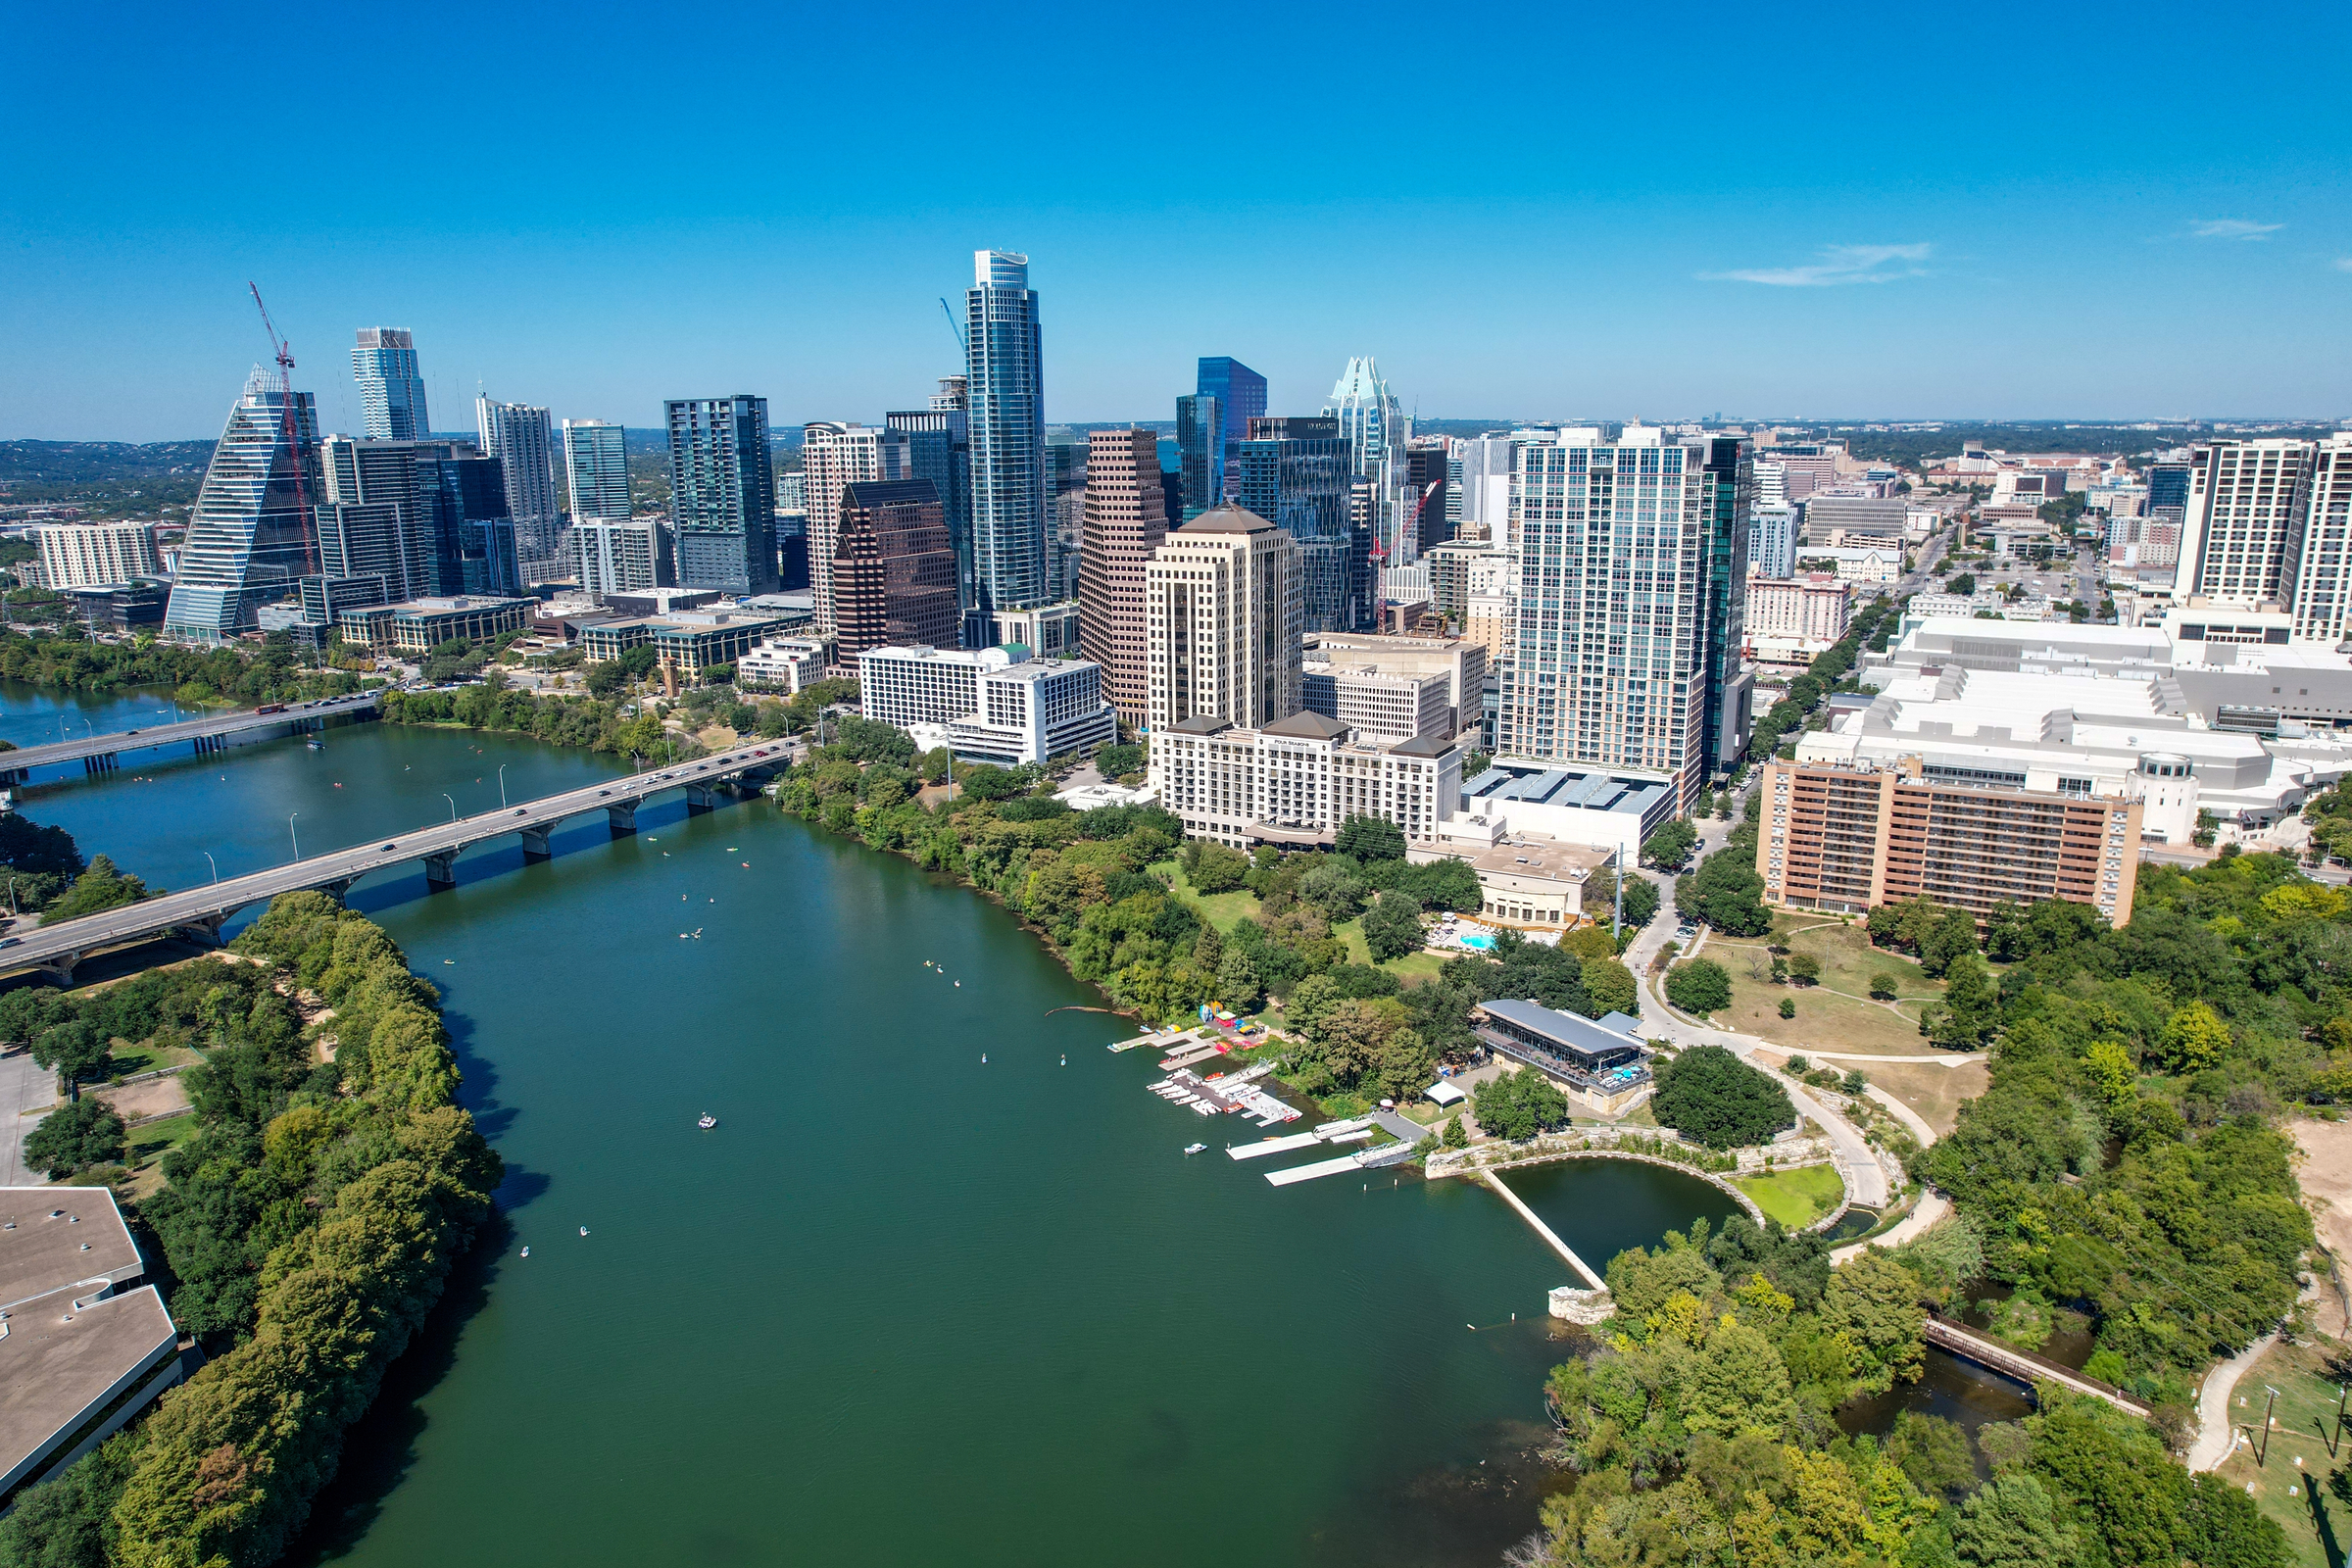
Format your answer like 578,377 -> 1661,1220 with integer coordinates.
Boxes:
964,250 -> 1048,621
1696,436 -> 1754,775
1077,427 -> 1169,724
353,328 -> 429,442
317,435 -> 446,601
665,396 -> 777,596
1406,442 -> 1453,554
1498,426 -> 1739,808
573,518 -> 671,602
1749,502 -> 1798,579
562,419 -> 631,521
2176,438 -> 2319,609
475,398 -> 563,583
887,377 -> 973,614
2292,435 -> 2352,645
1453,434 -> 1514,546
803,421 -> 911,629
832,478 -> 960,661
1196,358 -> 1266,501
1175,394 -> 1221,523
1234,416 -> 1357,632
165,368 -> 321,642
1324,357 -> 1410,566
1144,506 -> 1303,734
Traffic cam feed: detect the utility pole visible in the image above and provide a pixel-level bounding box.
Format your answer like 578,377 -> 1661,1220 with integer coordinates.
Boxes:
2333,1385 -> 2348,1459
2260,1385 -> 2281,1466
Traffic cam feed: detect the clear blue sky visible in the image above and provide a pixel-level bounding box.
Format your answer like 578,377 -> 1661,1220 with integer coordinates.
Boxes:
6,0 -> 2348,442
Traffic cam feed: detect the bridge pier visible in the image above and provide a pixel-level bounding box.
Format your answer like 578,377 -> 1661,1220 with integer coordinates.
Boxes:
82,753 -> 119,775
317,877 -> 359,907
180,914 -> 229,948
40,954 -> 80,988
519,824 -> 554,858
683,783 -> 721,813
0,766 -> 24,785
192,734 -> 223,758
606,801 -> 637,835
423,852 -> 460,890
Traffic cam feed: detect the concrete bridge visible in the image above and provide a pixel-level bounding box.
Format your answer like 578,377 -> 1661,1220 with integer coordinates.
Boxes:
0,692 -> 381,782
0,737 -> 793,985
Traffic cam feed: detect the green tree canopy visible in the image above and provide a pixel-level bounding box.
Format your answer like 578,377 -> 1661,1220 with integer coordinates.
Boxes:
24,1095 -> 125,1176
1651,1044 -> 1794,1149
1664,956 -> 1734,1015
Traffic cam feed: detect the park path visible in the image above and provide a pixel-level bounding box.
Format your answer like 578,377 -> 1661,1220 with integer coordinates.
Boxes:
1,1045 -> 59,1186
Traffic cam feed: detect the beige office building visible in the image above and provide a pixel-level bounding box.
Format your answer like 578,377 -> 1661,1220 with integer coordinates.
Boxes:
1144,505 -> 1302,734
1076,426 -> 1167,724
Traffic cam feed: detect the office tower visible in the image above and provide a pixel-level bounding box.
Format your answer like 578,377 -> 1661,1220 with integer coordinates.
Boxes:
1324,357 -> 1410,565
1749,502 -> 1799,579
34,521 -> 162,590
665,395 -> 777,596
1697,436 -> 1753,776
562,419 -> 631,521
803,421 -> 911,628
1801,494 -> 1907,547
1077,427 -> 1169,723
317,436 -> 448,601
964,250 -> 1048,618
574,517 -> 673,602
1407,442 -> 1453,553
2146,460 -> 2192,526
1498,426 -> 1742,808
436,450 -> 517,595
887,378 -> 973,612
1234,415 -> 1356,633
1143,505 -> 1303,733
1175,394 -> 1221,523
1753,460 -> 1789,510
475,398 -> 563,582
831,478 -> 959,661
165,368 -> 321,641
1196,357 -> 1266,500
353,328 -> 429,441
2176,439 -> 2319,611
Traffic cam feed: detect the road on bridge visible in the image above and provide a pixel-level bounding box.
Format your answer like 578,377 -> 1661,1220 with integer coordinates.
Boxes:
0,736 -> 793,984
0,691 -> 380,777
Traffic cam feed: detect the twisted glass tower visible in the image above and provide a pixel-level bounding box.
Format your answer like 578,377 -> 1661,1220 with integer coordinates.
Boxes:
963,250 -> 1047,623
165,367 -> 321,642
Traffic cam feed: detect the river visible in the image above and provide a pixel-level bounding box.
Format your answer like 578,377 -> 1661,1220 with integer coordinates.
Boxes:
7,690 -> 1786,1565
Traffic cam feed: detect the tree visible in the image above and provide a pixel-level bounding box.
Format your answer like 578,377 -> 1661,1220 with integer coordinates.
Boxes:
1361,889 -> 1425,961
1214,947 -> 1262,1012
42,856 -> 150,923
1787,953 -> 1821,986
1441,1112 -> 1468,1149
24,1096 -> 125,1176
1665,957 -> 1734,1015
1947,1472 -> 2078,1567
1095,742 -> 1145,779
1651,1045 -> 1795,1149
1931,954 -> 1999,1050
1779,997 -> 1796,1019
1886,1411 -> 1977,1500
1474,1066 -> 1570,1140
1180,840 -> 1250,895
957,764 -> 1026,802
31,1019 -> 110,1086
1334,814 -> 1405,862
2160,1000 -> 2231,1071
1581,958 -> 1640,1020
1820,1251 -> 1926,1392
1678,848 -> 1772,936
1919,907 -> 1980,978
1642,817 -> 1698,868
1869,971 -> 1900,1000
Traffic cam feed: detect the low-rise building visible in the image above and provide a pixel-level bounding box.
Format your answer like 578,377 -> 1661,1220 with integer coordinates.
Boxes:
736,635 -> 833,694
337,595 -> 534,655
1151,711 -> 1462,849
858,644 -> 1117,765
2,1188 -> 183,1502
1472,999 -> 1653,1115
1743,573 -> 1851,658
1300,661 -> 1452,744
575,610 -> 792,681
1790,546 -> 1901,587
1409,828 -> 1610,930
1302,631 -> 1487,737
1758,755 -> 2140,925
1455,760 -> 1682,864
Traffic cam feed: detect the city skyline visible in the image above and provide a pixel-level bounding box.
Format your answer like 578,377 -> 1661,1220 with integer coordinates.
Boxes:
6,2 -> 2348,442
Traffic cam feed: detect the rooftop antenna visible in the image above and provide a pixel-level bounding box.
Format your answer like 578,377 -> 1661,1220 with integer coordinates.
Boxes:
248,283 -> 319,575
939,298 -> 967,356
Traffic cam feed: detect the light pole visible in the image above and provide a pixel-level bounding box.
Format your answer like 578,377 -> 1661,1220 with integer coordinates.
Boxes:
442,792 -> 457,822
498,763 -> 509,807
288,812 -> 301,861
203,852 -> 219,885
2260,1385 -> 2281,1467
6,877 -> 15,916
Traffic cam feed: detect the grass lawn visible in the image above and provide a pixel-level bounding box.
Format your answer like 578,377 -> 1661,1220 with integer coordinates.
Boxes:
2211,1336 -> 2352,1568
1159,862 -> 1448,984
1709,914 -> 1948,1057
1849,1056 -> 1989,1139
1734,1163 -> 1847,1228
104,1040 -> 202,1078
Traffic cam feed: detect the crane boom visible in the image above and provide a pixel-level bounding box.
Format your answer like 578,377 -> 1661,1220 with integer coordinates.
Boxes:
940,297 -> 967,355
248,282 -> 319,575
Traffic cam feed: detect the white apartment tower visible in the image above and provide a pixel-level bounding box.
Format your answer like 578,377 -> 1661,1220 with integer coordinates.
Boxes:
2295,435 -> 2352,645
34,521 -> 162,590
1144,505 -> 1303,734
572,518 -> 670,602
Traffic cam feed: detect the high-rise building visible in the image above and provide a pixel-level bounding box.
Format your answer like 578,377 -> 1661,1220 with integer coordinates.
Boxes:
317,436 -> 447,601
435,450 -> 518,596
34,521 -> 162,590
2292,435 -> 2352,645
1454,435 -> 1515,546
353,328 -> 429,442
2175,438 -> 2324,615
888,377 -> 973,614
1697,436 -> 1754,775
562,419 -> 631,522
665,396 -> 777,597
475,398 -> 563,583
964,250 -> 1048,619
1324,357 -> 1410,566
1753,461 -> 1789,510
1077,427 -> 1169,724
165,368 -> 322,642
1749,502 -> 1799,580
1144,505 -> 1303,734
1498,426 -> 1745,808
1407,441 -> 1453,554
573,517 -> 672,602
803,421 -> 911,630
832,478 -> 959,662
1196,358 -> 1266,500
1234,415 -> 1358,633
2145,460 -> 2192,527
1175,394 -> 1221,523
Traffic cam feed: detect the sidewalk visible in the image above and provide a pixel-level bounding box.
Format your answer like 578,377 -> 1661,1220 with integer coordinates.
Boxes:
1,1045 -> 60,1186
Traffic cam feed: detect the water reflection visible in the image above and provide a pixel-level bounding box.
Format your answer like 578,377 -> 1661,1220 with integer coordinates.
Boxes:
1838,1346 -> 2034,1464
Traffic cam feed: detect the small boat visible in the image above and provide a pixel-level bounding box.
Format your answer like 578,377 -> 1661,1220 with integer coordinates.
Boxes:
519,1246 -> 529,1257
698,1112 -> 717,1130
306,738 -> 324,750
1184,1143 -> 1206,1155
579,1226 -> 589,1237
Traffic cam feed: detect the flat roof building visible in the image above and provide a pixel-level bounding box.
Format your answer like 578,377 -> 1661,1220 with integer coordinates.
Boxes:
1472,1000 -> 1653,1113
1150,710 -> 1462,850
337,595 -> 534,655
858,643 -> 1115,765
575,610 -> 794,681
35,521 -> 161,592
1455,760 -> 1683,862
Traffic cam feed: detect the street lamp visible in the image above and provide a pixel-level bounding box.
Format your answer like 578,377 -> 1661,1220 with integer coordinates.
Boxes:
498,763 -> 509,807
442,792 -> 457,822
288,812 -> 301,861
203,852 -> 219,885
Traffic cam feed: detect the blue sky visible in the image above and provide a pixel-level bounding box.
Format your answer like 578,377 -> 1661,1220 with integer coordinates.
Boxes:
6,0 -> 2348,442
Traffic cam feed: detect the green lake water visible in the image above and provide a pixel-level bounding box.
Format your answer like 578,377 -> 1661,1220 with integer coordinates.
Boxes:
8,693 -> 1771,1566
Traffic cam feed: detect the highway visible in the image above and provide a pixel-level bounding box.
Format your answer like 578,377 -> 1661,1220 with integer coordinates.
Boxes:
0,736 -> 793,984
0,692 -> 380,779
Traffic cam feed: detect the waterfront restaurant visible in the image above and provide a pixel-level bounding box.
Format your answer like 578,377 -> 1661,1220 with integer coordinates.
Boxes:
1473,999 -> 1653,1114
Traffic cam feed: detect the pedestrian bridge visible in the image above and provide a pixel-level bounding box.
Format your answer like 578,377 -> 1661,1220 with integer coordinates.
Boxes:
0,738 -> 793,985
0,692 -> 381,782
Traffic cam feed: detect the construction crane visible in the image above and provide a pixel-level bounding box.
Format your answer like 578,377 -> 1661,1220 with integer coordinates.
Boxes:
248,283 -> 319,574
939,297 -> 967,356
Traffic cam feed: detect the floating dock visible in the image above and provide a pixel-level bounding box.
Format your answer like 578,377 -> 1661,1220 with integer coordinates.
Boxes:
1227,1131 -> 1324,1160
1266,1153 -> 1367,1187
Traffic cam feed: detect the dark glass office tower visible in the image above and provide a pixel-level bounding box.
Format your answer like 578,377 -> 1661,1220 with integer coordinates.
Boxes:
1234,415 -> 1358,631
833,478 -> 959,659
1196,358 -> 1265,503
887,376 -> 972,613
1698,436 -> 1752,778
665,395 -> 777,595
1407,443 -> 1453,553
1175,393 -> 1221,522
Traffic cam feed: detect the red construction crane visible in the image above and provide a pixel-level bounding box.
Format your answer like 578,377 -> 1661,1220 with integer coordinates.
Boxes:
248,282 -> 320,574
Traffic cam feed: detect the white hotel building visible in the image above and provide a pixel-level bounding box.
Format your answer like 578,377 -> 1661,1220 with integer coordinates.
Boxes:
1151,710 -> 1462,851
858,644 -> 1115,766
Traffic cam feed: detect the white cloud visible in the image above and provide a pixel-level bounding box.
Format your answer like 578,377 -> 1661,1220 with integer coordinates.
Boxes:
2189,219 -> 2283,241
1700,243 -> 1932,287
2334,258 -> 2352,272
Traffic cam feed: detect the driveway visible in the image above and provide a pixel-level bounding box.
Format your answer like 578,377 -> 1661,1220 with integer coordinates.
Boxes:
1,1045 -> 59,1187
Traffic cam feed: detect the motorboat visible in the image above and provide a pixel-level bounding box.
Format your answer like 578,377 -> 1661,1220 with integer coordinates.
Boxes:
698,1112 -> 717,1129
1184,1143 -> 1206,1155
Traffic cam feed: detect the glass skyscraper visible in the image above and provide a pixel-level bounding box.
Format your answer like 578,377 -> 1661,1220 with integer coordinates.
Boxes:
887,376 -> 973,614
963,251 -> 1048,620
165,367 -> 322,642
476,398 -> 563,584
1234,416 -> 1359,632
1196,358 -> 1265,501
1324,357 -> 1409,566
353,327 -> 428,441
665,395 -> 777,596
1175,393 -> 1221,522
562,418 -> 632,521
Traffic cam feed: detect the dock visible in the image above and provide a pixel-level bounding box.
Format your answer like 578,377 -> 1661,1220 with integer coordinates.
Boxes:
1145,1062 -> 1301,1127
1266,1153 -> 1367,1187
1228,1132 -> 1324,1160
1110,1027 -> 1189,1054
